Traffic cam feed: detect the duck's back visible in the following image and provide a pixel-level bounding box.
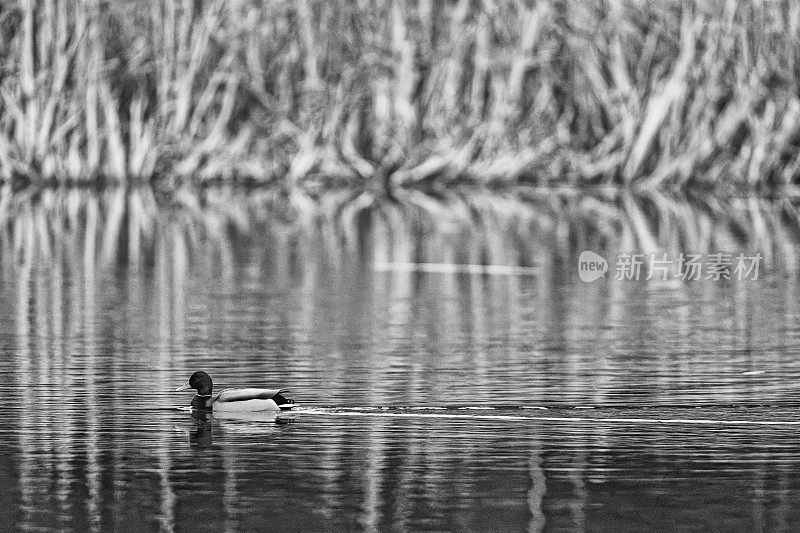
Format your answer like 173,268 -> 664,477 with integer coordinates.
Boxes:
213,388 -> 293,411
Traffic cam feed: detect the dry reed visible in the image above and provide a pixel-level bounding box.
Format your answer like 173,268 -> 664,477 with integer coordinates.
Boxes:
1,1 -> 799,192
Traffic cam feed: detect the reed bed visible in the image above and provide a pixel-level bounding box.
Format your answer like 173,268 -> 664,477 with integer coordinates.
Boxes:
2,0 -> 800,191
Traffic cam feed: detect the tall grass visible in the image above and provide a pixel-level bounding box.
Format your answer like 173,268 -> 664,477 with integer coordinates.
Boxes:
2,1 -> 800,191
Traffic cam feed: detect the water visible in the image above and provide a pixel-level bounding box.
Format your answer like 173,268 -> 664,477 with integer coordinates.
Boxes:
2,190 -> 800,531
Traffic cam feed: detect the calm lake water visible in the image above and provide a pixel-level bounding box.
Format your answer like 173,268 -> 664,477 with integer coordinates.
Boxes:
1,189 -> 800,531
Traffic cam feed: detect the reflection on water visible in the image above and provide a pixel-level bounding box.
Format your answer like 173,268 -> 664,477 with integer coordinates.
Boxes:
1,188 -> 800,531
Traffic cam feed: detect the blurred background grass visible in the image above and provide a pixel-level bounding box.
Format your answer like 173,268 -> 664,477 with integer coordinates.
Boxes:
2,0 -> 800,192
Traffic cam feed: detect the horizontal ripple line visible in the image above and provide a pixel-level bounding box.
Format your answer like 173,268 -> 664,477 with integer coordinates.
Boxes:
373,262 -> 540,276
297,408 -> 800,426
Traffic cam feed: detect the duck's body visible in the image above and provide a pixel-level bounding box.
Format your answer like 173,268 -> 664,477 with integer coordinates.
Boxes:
178,372 -> 295,412
192,388 -> 294,412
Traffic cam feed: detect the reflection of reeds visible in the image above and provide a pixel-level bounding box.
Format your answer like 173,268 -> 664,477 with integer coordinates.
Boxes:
3,187 -> 800,277
4,187 -> 800,529
6,187 -> 800,406
3,2 -> 800,188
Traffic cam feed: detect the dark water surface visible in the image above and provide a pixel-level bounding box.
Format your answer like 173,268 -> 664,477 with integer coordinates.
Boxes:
2,216 -> 800,531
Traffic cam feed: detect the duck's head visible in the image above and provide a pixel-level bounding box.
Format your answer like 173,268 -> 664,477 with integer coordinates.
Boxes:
176,371 -> 213,396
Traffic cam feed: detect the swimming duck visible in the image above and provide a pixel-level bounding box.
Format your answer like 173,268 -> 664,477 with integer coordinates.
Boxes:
176,371 -> 295,412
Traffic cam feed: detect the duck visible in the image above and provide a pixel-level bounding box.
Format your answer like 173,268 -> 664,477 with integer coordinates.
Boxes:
175,371 -> 295,412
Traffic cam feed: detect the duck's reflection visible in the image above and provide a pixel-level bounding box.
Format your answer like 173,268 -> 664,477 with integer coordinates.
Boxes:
186,410 -> 294,447
189,411 -> 214,447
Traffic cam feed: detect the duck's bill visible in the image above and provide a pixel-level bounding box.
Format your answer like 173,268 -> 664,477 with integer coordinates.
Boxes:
175,383 -> 192,392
